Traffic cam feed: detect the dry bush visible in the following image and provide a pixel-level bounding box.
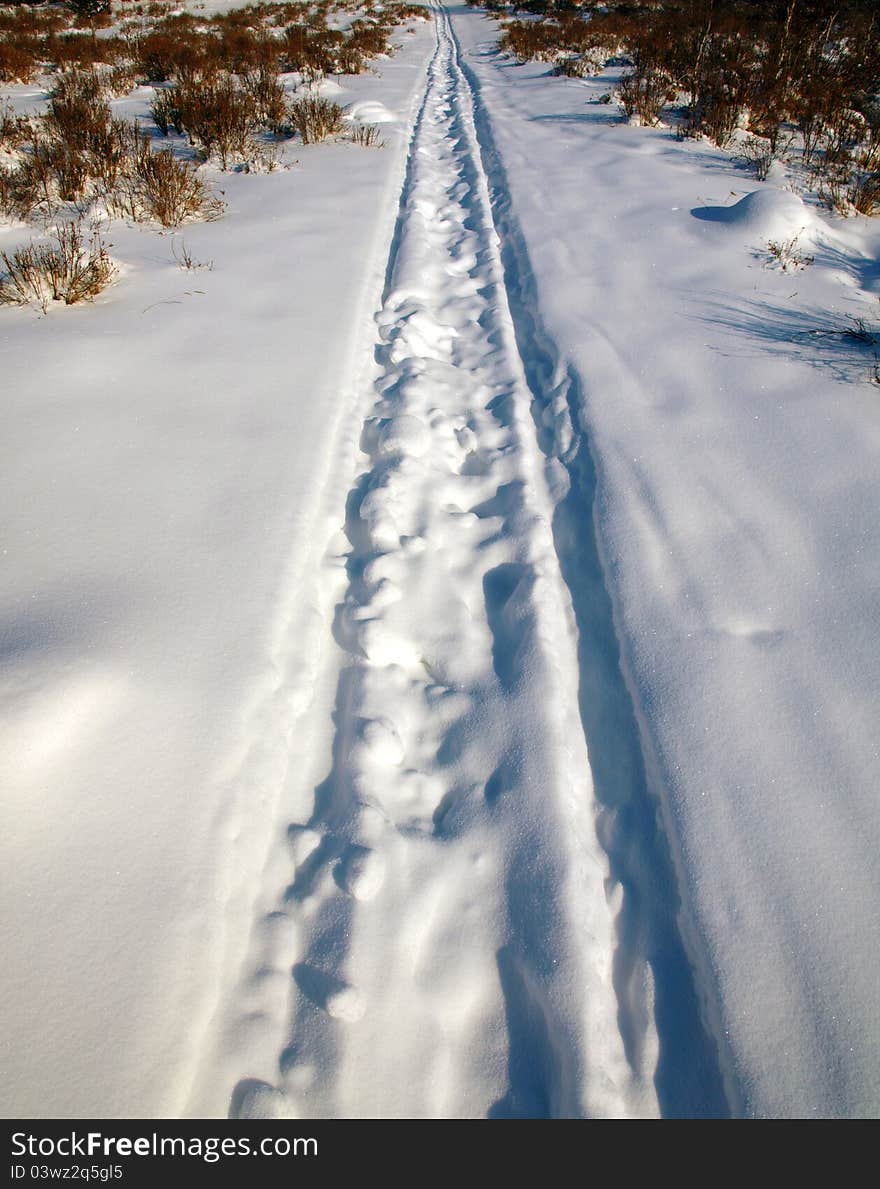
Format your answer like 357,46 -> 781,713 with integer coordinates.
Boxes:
619,66 -> 676,125
51,66 -> 107,103
114,148 -> 225,226
849,171 -> 880,216
172,237 -> 213,272
238,138 -> 283,173
288,95 -> 345,143
766,233 -> 814,272
282,23 -> 311,72
47,77 -> 111,143
499,10 -> 618,64
215,26 -> 278,75
385,3 -> 431,22
0,39 -> 40,83
350,121 -> 383,147
281,24 -> 342,77
0,6 -> 71,37
738,133 -> 786,181
88,119 -> 152,192
0,101 -> 30,151
0,0 -> 423,233
126,2 -> 418,87
488,0 -> 880,199
823,169 -> 880,217
1,88 -> 224,226
150,88 -> 183,136
175,74 -> 260,168
46,31 -> 128,71
136,29 -> 206,83
104,63 -> 139,98
5,105 -> 152,218
3,135 -> 84,215
0,220 -> 115,312
336,43 -> 366,75
551,55 -> 604,79
242,64 -> 288,132
0,165 -> 14,220
40,139 -> 90,203
348,19 -> 391,59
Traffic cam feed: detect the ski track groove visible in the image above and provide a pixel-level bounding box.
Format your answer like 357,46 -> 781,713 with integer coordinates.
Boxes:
217,1 -> 717,1120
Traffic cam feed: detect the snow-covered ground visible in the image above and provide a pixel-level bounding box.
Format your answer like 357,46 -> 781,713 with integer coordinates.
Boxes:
0,12 -> 437,1118
451,7 -> 880,1117
2,2 -> 878,1119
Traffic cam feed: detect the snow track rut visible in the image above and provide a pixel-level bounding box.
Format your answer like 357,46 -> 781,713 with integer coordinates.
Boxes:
221,4 -> 662,1119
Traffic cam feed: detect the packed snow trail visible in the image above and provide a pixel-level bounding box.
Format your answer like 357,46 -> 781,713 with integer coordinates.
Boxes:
205,3 -> 663,1120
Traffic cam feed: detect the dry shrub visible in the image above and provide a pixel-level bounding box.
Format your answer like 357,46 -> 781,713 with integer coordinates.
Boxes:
281,24 -> 342,77
136,30 -> 206,83
39,139 -> 90,203
766,234 -> 814,272
0,166 -> 14,219
350,122 -> 383,148
739,133 -> 780,181
242,65 -> 288,132
619,66 -> 676,125
0,39 -> 40,83
823,170 -> 880,217
348,19 -> 391,61
490,0 -> 880,201
0,102 -> 30,151
175,75 -> 260,167
150,88 -> 183,136
0,0 -> 425,234
46,31 -> 128,71
116,148 -> 225,226
336,43 -> 366,75
0,6 -> 71,37
87,119 -> 152,192
4,138 -> 85,215
0,220 -> 115,312
104,63 -> 139,98
47,73 -> 112,150
3,98 -> 223,228
215,26 -> 278,75
288,95 -> 344,143
849,172 -> 880,216
552,57 -> 592,79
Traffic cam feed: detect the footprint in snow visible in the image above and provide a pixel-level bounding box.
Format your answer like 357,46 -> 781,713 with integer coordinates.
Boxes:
229,1078 -> 297,1120
357,716 -> 406,766
293,963 -> 365,1023
335,845 -> 385,901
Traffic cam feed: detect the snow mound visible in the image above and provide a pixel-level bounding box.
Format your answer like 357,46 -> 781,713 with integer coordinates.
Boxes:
345,99 -> 396,124
692,188 -> 816,242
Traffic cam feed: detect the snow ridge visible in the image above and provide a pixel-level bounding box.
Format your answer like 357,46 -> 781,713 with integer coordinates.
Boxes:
225,2 -> 658,1119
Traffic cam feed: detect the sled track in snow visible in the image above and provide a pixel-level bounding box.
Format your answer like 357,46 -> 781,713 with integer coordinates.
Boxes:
220,2 -> 731,1119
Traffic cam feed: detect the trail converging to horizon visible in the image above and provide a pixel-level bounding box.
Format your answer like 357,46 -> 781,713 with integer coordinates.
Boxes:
4,0 -> 880,1125
202,3 -> 721,1120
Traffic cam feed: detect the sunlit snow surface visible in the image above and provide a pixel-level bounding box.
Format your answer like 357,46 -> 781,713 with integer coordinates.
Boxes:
2,2 -> 878,1119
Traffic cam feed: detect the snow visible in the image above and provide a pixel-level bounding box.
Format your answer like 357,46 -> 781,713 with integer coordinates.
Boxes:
452,8 -> 880,1117
2,1 -> 879,1120
693,187 -> 817,241
0,13 -> 437,1118
187,9 -> 654,1118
